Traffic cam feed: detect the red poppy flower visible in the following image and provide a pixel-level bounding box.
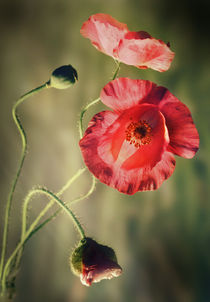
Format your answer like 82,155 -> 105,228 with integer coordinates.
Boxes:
80,14 -> 175,72
79,78 -> 199,195
71,238 -> 122,286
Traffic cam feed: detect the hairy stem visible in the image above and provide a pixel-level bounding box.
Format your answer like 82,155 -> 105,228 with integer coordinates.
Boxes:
1,188 -> 85,294
78,61 -> 120,140
79,97 -> 100,139
15,168 -> 86,270
28,174 -> 96,241
0,83 -> 49,281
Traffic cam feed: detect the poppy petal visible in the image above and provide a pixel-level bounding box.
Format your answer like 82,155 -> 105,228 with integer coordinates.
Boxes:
81,14 -> 175,72
122,120 -> 169,170
136,151 -> 176,192
80,78 -> 199,194
144,87 -> 199,158
115,33 -> 175,72
80,13 -> 128,58
79,106 -> 171,194
111,150 -> 175,194
100,77 -> 156,112
79,110 -> 120,186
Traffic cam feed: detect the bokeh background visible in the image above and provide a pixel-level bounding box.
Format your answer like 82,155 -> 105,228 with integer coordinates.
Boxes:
0,0 -> 210,301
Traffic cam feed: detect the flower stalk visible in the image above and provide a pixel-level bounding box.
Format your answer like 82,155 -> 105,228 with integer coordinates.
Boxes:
28,174 -> 96,241
79,98 -> 101,139
15,167 -> 87,271
78,60 -> 121,139
1,187 -> 85,295
112,60 -> 121,80
0,83 -> 49,281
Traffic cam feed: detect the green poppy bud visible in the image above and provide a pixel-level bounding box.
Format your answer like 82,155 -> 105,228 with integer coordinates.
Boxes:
70,237 -> 122,286
49,65 -> 78,89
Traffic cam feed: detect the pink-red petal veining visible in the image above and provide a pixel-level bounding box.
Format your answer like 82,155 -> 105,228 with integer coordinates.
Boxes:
139,85 -> 200,158
79,78 -> 199,194
100,78 -> 156,112
101,78 -> 199,159
115,35 -> 175,72
80,107 -> 172,195
81,14 -> 175,72
80,13 -> 128,57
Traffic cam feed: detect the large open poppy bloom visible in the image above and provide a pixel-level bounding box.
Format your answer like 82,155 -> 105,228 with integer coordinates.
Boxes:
79,78 -> 199,195
81,14 -> 175,72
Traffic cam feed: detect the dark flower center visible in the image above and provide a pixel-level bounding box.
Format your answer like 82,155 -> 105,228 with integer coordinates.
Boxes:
134,126 -> 147,138
125,120 -> 152,148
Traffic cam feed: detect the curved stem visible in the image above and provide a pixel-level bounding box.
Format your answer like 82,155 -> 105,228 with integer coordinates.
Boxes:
11,173 -> 95,284
0,83 -> 49,281
78,61 -> 120,140
22,168 -> 86,240
33,188 -> 86,238
1,187 -> 85,294
58,167 -> 87,196
79,97 -> 100,139
16,167 -> 86,270
29,174 -> 96,238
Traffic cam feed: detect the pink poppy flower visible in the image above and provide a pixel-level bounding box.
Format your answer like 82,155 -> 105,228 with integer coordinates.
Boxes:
79,78 -> 199,195
71,238 -> 122,286
80,13 -> 175,72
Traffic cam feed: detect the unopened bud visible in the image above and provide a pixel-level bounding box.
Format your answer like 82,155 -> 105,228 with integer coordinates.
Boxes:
49,65 -> 78,89
70,237 -> 122,286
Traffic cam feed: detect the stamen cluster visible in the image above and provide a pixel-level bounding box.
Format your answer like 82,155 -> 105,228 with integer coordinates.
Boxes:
125,120 -> 152,148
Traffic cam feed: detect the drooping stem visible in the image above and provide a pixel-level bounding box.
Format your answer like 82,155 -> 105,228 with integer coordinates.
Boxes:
1,187 -> 85,294
10,172 -> 95,286
15,167 -> 87,270
0,83 -> 49,281
29,188 -> 86,238
27,174 -> 96,241
21,168 -> 86,241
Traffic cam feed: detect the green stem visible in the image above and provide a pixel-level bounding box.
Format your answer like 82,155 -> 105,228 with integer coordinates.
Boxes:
1,187 -> 85,294
78,61 -> 120,140
112,60 -> 121,80
29,174 -> 96,240
0,83 -> 49,281
15,168 -> 86,270
22,168 -> 86,241
58,167 -> 87,196
79,97 -> 100,139
32,188 -> 86,238
8,174 -> 95,290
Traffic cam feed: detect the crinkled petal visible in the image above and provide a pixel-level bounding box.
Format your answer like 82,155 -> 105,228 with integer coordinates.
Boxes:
80,13 -> 128,57
81,14 -> 174,71
142,86 -> 199,158
79,111 -> 120,186
101,78 -> 199,159
80,262 -> 122,286
79,106 -> 171,194
102,105 -> 169,169
114,32 -> 174,72
136,151 -> 176,192
108,150 -> 176,194
100,77 -> 156,112
101,150 -> 175,194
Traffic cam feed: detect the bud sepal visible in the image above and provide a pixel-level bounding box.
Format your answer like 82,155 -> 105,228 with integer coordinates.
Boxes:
70,237 -> 122,286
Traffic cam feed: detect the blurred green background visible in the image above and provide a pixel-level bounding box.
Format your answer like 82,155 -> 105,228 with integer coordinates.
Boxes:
0,0 -> 210,301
